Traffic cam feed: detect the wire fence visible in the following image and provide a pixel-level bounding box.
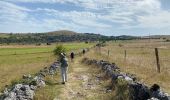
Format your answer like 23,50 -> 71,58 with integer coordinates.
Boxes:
99,46 -> 170,73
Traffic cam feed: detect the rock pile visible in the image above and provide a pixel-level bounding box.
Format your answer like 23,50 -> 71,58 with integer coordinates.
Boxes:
0,61 -> 60,100
2,84 -> 35,100
82,58 -> 170,100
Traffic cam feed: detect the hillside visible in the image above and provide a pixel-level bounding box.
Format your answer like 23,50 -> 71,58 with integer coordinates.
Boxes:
0,30 -> 114,44
1,30 -> 169,44
46,30 -> 78,36
142,35 -> 170,39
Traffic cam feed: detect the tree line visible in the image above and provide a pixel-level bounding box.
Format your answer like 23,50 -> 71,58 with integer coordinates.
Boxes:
0,32 -> 138,44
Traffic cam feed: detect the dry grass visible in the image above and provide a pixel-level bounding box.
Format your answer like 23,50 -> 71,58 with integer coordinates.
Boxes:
2,40 -> 169,99
0,53 -> 55,91
33,40 -> 170,100
0,42 -> 94,91
34,74 -> 63,100
89,40 -> 170,94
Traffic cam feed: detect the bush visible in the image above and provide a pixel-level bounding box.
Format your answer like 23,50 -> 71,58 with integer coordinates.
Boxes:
46,42 -> 51,45
166,39 -> 170,42
85,41 -> 88,44
36,43 -> 41,46
53,45 -> 66,56
115,78 -> 130,100
119,44 -> 123,47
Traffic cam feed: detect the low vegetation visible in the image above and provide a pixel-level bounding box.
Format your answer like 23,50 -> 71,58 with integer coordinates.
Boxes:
53,45 -> 66,56
35,40 -> 170,99
0,42 -> 94,91
92,40 -> 170,94
0,38 -> 170,99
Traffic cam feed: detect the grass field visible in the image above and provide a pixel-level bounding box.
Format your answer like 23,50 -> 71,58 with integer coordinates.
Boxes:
92,39 -> 170,94
34,39 -> 170,100
1,40 -> 169,99
0,42 -> 94,90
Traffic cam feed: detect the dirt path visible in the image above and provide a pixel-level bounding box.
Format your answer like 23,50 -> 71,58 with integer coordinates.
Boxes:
54,55 -> 113,100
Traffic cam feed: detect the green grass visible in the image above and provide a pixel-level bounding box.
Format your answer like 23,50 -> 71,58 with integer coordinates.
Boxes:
0,47 -> 52,55
0,33 -> 9,38
0,42 -> 93,56
0,42 -> 95,90
34,74 -> 63,100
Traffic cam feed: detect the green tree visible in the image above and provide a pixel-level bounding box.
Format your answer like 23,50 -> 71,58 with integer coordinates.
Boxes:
53,45 -> 66,56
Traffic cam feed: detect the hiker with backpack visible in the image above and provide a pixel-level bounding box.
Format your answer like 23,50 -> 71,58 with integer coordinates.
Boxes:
60,53 -> 68,84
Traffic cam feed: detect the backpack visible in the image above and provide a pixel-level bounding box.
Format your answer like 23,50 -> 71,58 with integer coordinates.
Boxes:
61,58 -> 68,67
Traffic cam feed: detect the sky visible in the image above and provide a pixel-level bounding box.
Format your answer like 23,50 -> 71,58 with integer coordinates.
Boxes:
0,0 -> 170,36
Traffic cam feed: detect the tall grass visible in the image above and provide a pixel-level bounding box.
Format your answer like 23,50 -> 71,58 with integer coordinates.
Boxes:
88,40 -> 170,93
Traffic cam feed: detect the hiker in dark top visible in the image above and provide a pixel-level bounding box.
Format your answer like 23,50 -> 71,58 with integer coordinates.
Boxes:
60,53 -> 68,84
82,49 -> 86,54
70,52 -> 75,62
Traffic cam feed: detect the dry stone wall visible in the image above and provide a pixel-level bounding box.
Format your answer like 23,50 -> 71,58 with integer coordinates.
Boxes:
0,61 -> 60,100
82,58 -> 170,100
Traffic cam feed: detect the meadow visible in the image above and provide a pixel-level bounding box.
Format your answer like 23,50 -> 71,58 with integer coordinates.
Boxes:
34,39 -> 170,100
92,39 -> 170,93
1,39 -> 170,100
0,42 -> 94,90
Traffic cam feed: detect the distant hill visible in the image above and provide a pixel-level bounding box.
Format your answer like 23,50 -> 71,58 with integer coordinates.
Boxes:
46,30 -> 78,36
0,30 -> 113,44
116,35 -> 138,40
142,35 -> 170,39
1,30 -> 168,44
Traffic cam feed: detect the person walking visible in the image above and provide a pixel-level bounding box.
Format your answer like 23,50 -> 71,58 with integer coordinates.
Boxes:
60,53 -> 68,84
82,49 -> 86,54
70,52 -> 75,62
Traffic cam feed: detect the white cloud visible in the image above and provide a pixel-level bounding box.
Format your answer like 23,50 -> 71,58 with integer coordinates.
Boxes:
0,1 -> 30,23
0,1 -> 30,11
35,8 -> 111,28
0,1 -> 110,33
4,0 -> 161,11
137,10 -> 170,28
0,0 -> 170,35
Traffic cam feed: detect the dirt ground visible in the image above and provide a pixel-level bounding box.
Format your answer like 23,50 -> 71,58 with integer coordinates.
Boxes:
54,55 -> 114,100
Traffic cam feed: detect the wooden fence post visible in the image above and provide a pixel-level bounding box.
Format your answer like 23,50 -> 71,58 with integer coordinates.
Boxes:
108,50 -> 110,57
124,50 -> 126,61
155,48 -> 160,73
99,46 -> 101,54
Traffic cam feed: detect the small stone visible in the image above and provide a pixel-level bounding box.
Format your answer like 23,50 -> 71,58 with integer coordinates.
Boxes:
30,85 -> 37,90
106,89 -> 112,93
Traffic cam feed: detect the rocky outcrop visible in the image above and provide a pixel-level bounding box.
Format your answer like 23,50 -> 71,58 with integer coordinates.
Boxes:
82,58 -> 170,100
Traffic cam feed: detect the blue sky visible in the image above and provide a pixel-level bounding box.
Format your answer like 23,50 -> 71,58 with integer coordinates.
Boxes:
0,0 -> 170,36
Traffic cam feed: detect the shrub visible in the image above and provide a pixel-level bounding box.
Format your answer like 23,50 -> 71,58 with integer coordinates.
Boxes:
85,41 -> 88,44
119,44 -> 123,47
46,42 -> 51,45
166,39 -> 170,42
36,43 -> 41,46
115,78 -> 130,100
53,45 -> 66,56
